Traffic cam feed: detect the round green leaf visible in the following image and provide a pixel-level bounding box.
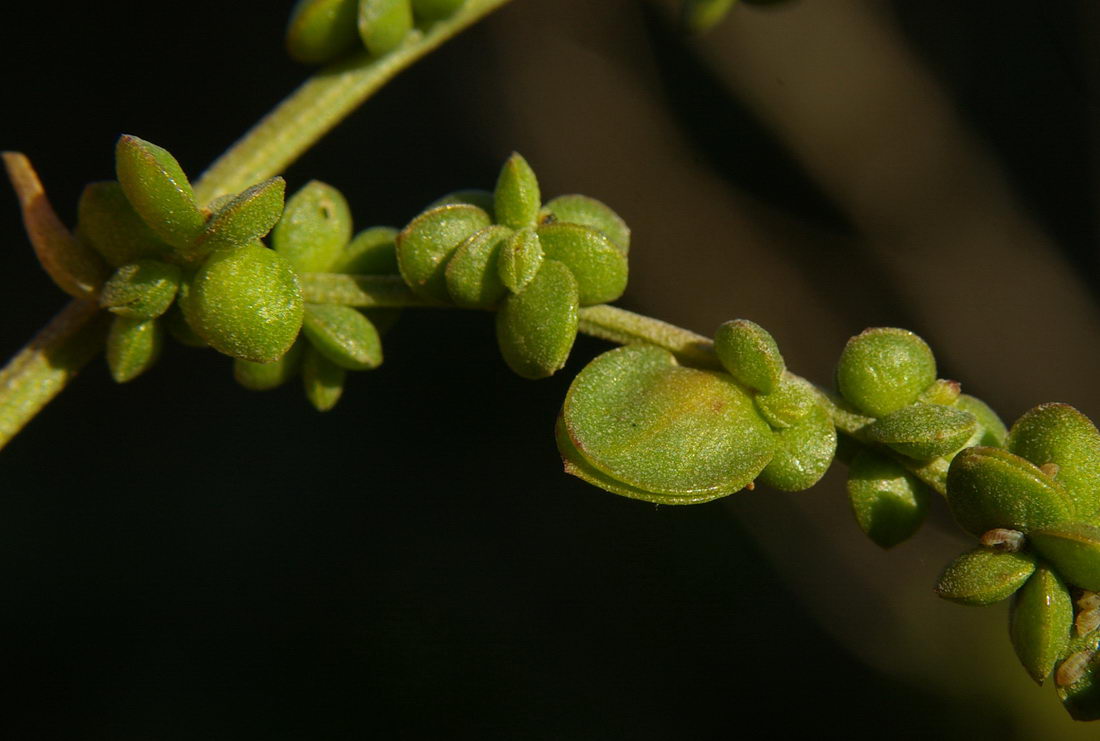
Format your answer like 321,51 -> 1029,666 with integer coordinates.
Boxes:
836,327 -> 936,418
935,547 -> 1037,606
286,0 -> 360,65
497,227 -> 543,294
359,0 -> 413,56
234,338 -> 305,391
541,194 -> 629,255
1008,403 -> 1100,519
302,303 -> 382,371
115,135 -> 205,251
1030,523 -> 1100,592
864,402 -> 977,461
444,225 -> 510,309
946,446 -> 1075,536
396,204 -> 491,302
493,152 -> 540,230
562,344 -> 774,498
99,260 -> 181,320
536,222 -> 628,306
846,450 -> 931,549
757,402 -> 836,492
1011,565 -> 1073,684
329,226 -> 399,274
181,242 -> 304,363
106,315 -> 164,383
495,260 -> 578,379
302,344 -> 346,411
193,177 -> 286,256
272,180 -> 353,274
713,319 -> 784,394
76,181 -> 170,267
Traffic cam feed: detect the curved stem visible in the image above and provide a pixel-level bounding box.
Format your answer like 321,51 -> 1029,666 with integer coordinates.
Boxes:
193,0 -> 516,204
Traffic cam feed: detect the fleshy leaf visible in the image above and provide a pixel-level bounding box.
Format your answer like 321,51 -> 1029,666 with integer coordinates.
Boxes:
396,204 -> 491,302
193,177 -> 286,256
1010,564 -> 1073,684
115,135 -> 206,250
302,344 -> 346,411
302,303 -> 382,371
234,338 -> 305,391
757,402 -> 836,492
99,260 -> 181,320
754,373 -> 817,429
272,180 -> 353,273
495,260 -> 578,379
541,194 -> 629,255
945,447 -> 1075,536
934,548 -> 1037,606
493,153 -> 540,230
1008,403 -> 1100,519
1030,523 -> 1100,591
536,222 -> 628,305
286,0 -> 360,64
836,327 -> 936,418
917,379 -> 961,406
445,225 -> 510,309
106,316 -> 164,383
562,344 -> 774,498
497,227 -> 543,294
864,403 -> 976,461
359,0 -> 413,56
330,226 -> 399,274
846,450 -> 931,548
955,393 -> 1008,447
76,181 -> 171,267
713,319 -> 784,394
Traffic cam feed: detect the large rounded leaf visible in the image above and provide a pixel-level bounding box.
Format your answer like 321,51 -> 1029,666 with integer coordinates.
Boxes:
1008,403 -> 1100,519
397,204 -> 491,302
541,194 -> 629,255
562,344 -> 774,499
536,222 -> 627,306
836,327 -> 936,418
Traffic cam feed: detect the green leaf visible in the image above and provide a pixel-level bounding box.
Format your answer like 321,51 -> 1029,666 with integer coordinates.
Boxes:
180,242 -> 304,363
396,204 -> 491,302
846,450 -> 931,549
682,0 -> 736,32
497,227 -> 543,294
286,0 -> 361,64
934,548 -> 1037,606
754,373 -> 817,429
495,260 -> 578,379
234,338 -> 305,391
444,225 -> 510,309
99,260 -> 181,320
1030,523 -> 1100,591
193,177 -> 286,256
302,303 -> 382,371
272,180 -> 353,274
917,379 -> 961,406
562,344 -> 774,499
106,316 -> 164,383
541,194 -> 629,255
329,226 -> 399,274
836,327 -> 936,418
76,181 -> 171,267
864,403 -> 977,461
493,152 -> 540,230
713,319 -> 784,394
946,447 -> 1075,536
954,393 -> 1008,447
115,135 -> 206,251
302,345 -> 346,411
536,222 -> 628,305
757,402 -> 836,492
1008,403 -> 1100,519
411,0 -> 465,21
1010,565 -> 1073,684
358,0 -> 413,56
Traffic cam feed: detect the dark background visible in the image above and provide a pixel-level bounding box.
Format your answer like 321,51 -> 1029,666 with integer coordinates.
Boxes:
3,1 -> 1100,738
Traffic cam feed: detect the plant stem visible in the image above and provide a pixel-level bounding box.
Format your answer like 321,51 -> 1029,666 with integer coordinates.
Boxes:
193,0 -> 516,205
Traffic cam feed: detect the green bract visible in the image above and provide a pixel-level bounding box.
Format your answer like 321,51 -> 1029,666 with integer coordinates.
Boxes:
115,135 -> 206,250
193,177 -> 286,256
714,319 -> 784,394
935,548 -> 1037,606
495,260 -> 578,379
234,338 -> 305,391
846,450 -> 930,549
445,225 -> 509,309
99,260 -> 181,320
946,447 -> 1074,536
498,227 -> 543,294
272,180 -> 353,274
1030,524 -> 1100,591
493,152 -> 540,230
181,242 -> 304,363
359,0 -> 413,56
330,226 -> 399,274
1008,403 -> 1100,519
1011,565 -> 1073,684
541,194 -> 630,255
757,402 -> 836,492
397,204 -> 491,302
286,0 -> 360,64
302,345 -> 346,411
836,327 -> 936,418
536,222 -> 628,305
955,393 -> 1008,447
302,303 -> 382,371
561,344 -> 774,502
76,181 -> 170,267
864,403 -> 976,461
106,316 -> 164,383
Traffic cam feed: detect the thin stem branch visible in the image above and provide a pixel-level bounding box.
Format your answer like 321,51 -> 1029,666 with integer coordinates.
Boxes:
193,0 -> 516,204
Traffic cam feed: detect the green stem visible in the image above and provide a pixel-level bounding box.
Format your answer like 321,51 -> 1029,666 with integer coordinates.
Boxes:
193,0 -> 516,204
